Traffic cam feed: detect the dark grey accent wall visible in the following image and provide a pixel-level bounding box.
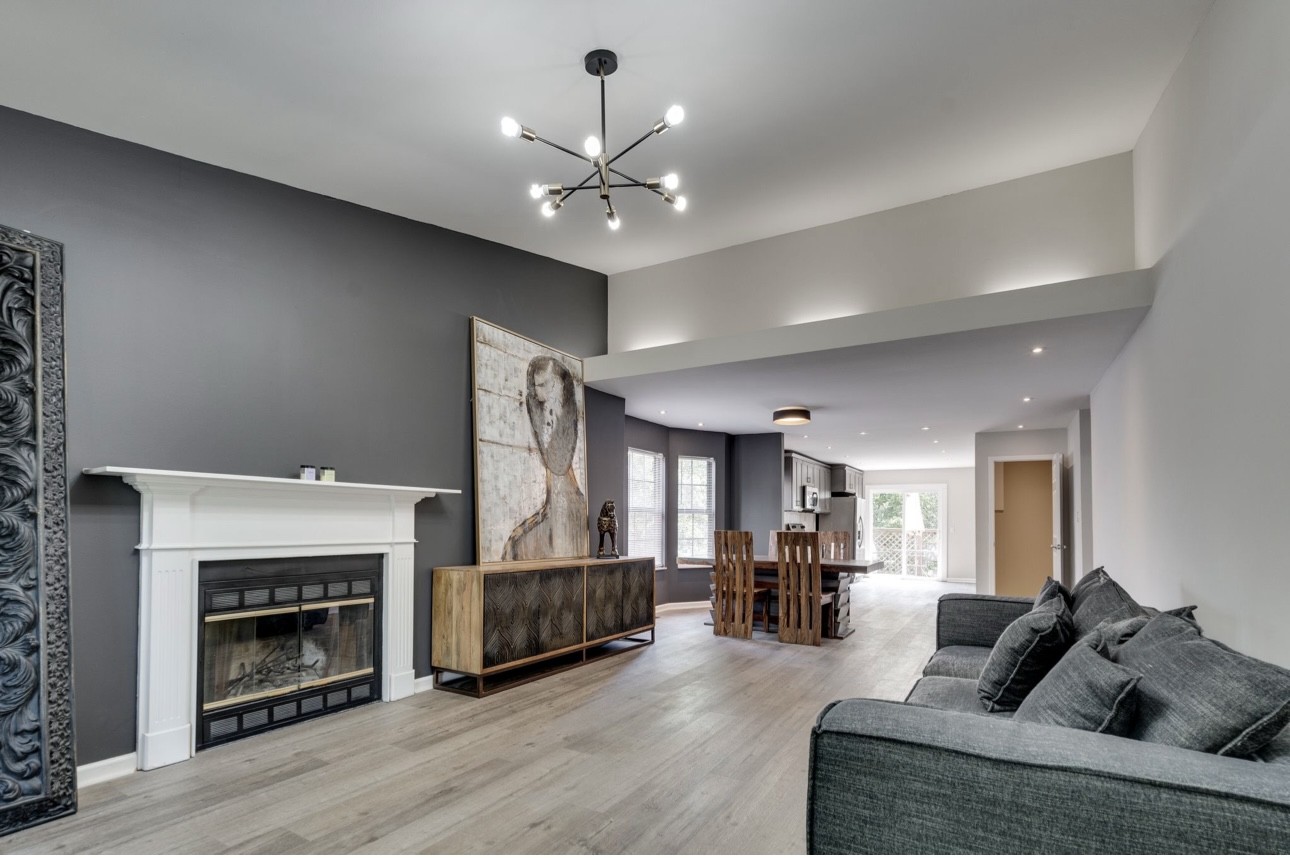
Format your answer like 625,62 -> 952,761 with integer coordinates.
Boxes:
729,433 -> 785,558
0,106 -> 607,765
624,416 -> 672,601
584,388 -> 625,554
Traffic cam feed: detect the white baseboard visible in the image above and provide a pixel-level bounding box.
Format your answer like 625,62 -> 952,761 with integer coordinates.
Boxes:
946,577 -> 977,585
655,600 -> 711,614
412,674 -> 436,694
77,752 -> 136,789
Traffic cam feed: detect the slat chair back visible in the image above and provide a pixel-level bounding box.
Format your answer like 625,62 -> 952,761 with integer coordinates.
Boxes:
713,530 -> 757,638
776,530 -> 826,645
819,530 -> 852,561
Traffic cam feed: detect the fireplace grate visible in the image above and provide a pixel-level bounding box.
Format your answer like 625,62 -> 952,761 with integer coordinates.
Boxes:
197,555 -> 381,751
200,679 -> 377,749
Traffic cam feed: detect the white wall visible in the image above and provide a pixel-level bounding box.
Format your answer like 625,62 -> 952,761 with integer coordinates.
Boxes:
864,468 -> 976,583
974,429 -> 1069,594
1066,408 -> 1094,582
608,154 -> 1135,352
1093,0 -> 1290,666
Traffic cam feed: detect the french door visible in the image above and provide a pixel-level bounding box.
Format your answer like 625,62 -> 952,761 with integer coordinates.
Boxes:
867,485 -> 947,580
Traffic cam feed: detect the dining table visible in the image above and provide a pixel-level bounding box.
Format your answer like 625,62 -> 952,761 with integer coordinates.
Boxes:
685,555 -> 885,638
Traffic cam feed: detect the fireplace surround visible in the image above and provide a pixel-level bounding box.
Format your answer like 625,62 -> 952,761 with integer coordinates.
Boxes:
85,467 -> 457,770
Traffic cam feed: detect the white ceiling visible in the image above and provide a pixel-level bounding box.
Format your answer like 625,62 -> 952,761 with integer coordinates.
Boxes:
589,308 -> 1149,470
0,0 -> 1209,276
0,1 -> 1205,472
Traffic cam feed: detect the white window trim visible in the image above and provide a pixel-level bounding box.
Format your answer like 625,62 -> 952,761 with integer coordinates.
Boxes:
865,483 -> 948,581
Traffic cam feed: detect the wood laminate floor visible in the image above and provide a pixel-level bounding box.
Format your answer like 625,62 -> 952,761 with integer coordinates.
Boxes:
8,575 -> 969,854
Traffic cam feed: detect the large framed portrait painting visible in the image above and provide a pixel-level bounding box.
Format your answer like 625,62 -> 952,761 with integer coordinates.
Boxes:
471,318 -> 588,562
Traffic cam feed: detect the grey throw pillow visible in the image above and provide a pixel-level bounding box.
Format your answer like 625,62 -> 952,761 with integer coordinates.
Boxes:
1084,615 -> 1151,659
1115,613 -> 1290,756
1069,566 -> 1105,611
1034,576 -> 1070,610
1071,570 -> 1144,638
1014,639 -> 1141,734
977,595 -> 1074,712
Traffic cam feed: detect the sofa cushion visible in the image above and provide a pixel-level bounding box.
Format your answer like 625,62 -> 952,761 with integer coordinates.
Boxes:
1071,570 -> 1144,638
1252,725 -> 1290,765
1014,639 -> 1141,735
1068,566 -> 1105,610
1116,613 -> 1290,756
922,645 -> 993,680
905,676 -> 1009,718
1034,577 -> 1070,610
1083,615 -> 1151,658
977,595 -> 1074,713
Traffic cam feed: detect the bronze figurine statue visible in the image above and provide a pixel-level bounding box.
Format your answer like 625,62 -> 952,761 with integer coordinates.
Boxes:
596,499 -> 619,557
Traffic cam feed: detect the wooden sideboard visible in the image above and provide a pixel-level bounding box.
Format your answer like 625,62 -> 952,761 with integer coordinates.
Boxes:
431,556 -> 655,696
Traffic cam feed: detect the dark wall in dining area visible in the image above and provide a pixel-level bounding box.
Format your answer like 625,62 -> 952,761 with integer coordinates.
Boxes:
585,388 -> 626,552
609,411 -> 785,604
0,106 -> 608,765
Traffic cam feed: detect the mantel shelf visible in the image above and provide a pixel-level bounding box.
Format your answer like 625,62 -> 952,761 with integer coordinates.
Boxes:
83,466 -> 461,499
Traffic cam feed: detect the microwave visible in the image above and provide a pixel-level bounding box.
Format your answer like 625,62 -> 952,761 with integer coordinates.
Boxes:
800,485 -> 820,511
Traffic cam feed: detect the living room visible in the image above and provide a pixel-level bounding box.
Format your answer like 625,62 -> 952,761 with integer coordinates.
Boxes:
2,0 -> 1289,852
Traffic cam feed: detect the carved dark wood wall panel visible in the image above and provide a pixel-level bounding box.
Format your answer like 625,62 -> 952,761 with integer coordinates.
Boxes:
482,567 -> 583,668
0,226 -> 75,835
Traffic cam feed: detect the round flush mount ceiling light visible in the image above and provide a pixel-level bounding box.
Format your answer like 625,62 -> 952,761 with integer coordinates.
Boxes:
773,407 -> 811,426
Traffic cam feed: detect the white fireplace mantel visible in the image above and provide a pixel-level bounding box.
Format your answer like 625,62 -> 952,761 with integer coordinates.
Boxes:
85,466 -> 460,771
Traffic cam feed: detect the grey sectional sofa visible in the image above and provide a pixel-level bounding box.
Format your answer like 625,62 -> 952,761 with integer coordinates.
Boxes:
807,591 -> 1290,854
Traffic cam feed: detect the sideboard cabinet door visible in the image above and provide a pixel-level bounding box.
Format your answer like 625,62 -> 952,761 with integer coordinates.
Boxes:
483,566 -> 583,668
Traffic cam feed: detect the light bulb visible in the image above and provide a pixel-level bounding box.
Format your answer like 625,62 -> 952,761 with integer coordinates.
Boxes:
529,184 -> 542,199
501,116 -> 520,138
583,135 -> 602,158
662,173 -> 679,190
664,105 -> 685,127
541,200 -> 562,217
673,195 -> 688,212
606,207 -> 620,230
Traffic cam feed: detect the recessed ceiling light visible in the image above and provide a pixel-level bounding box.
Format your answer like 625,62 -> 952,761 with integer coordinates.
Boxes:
1031,347 -> 1044,354
697,422 -> 704,427
933,440 -> 939,444
859,431 -> 867,436
921,426 -> 930,431
942,449 -> 947,453
659,410 -> 666,415
1018,424 -> 1025,429
827,446 -> 832,450
1022,396 -> 1032,402
803,434 -> 809,439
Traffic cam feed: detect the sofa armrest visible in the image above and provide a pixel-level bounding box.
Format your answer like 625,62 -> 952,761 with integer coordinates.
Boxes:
808,698 -> 1290,854
935,593 -> 1031,649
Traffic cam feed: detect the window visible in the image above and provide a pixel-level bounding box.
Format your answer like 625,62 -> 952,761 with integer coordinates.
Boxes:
676,456 -> 715,561
628,448 -> 665,567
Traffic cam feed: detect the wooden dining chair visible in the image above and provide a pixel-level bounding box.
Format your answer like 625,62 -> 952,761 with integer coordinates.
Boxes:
776,530 -> 834,646
819,530 -> 852,561
713,531 -> 766,638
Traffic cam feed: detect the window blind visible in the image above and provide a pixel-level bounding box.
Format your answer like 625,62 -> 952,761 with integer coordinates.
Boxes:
627,448 -> 665,567
677,455 -> 715,561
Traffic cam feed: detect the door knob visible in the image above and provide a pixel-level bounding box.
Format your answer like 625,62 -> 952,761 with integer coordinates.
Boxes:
1051,544 -> 1067,550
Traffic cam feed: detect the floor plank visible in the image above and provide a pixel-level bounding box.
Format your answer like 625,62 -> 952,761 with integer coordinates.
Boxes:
6,576 -> 967,854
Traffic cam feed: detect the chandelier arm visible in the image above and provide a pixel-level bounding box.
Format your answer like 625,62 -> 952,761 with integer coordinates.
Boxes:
533,135 -> 596,164
600,70 -> 607,158
605,129 -> 656,169
551,169 -> 601,203
607,182 -> 648,188
607,166 -> 667,197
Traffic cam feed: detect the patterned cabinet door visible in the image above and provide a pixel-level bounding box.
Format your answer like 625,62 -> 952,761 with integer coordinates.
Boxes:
587,559 -> 655,640
585,564 -> 623,641
482,567 -> 583,669
621,558 -> 655,632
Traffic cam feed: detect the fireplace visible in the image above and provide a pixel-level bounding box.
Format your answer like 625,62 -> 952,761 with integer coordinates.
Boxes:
84,466 -> 458,770
197,555 -> 381,748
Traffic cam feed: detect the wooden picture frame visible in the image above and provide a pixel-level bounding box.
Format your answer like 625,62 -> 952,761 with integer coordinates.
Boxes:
470,318 -> 589,563
0,225 -> 76,834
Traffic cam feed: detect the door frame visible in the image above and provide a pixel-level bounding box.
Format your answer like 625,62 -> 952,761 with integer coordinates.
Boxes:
987,454 -> 1063,596
865,483 -> 948,581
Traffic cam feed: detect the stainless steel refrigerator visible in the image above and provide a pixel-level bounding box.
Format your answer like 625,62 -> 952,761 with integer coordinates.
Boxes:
819,494 -> 867,560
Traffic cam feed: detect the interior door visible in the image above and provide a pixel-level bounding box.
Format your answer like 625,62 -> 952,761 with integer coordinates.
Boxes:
992,457 -> 1062,596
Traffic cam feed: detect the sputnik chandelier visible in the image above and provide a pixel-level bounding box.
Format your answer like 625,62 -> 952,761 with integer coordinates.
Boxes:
500,49 -> 687,230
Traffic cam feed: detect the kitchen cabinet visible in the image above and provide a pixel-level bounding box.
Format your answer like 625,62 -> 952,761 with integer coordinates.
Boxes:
784,452 -> 832,511
830,464 -> 865,497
